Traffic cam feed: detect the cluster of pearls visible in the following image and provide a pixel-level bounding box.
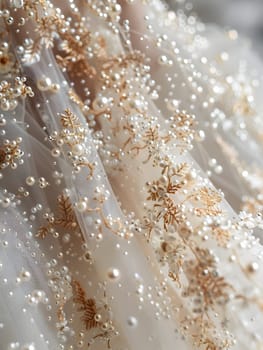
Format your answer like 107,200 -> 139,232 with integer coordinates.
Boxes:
0,77 -> 34,111
0,8 -> 14,26
37,76 -> 60,93
24,176 -> 49,188
0,138 -> 24,170
16,269 -> 31,283
84,0 -> 122,33
38,177 -> 49,189
26,290 -> 47,306
207,158 -> 223,176
8,343 -> 35,350
93,185 -> 110,203
46,262 -> 72,304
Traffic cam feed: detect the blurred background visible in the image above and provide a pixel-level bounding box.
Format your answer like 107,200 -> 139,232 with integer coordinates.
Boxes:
168,0 -> 263,57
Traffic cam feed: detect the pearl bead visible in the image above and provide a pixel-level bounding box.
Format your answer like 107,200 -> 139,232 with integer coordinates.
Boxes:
111,72 -> 121,81
107,267 -> 120,281
215,165 -> 223,174
78,340 -> 84,348
51,148 -> 61,157
6,17 -> 14,25
127,316 -> 138,327
76,200 -> 87,212
101,322 -> 109,330
26,176 -> 35,186
247,262 -> 259,273
113,3 -> 121,14
158,55 -> 169,65
63,234 -> 71,243
0,42 -> 9,50
93,96 -> 109,111
196,130 -> 205,141
32,289 -> 45,302
72,144 -> 84,156
94,313 -> 102,322
1,198 -> 10,208
209,158 -> 217,167
83,250 -> 92,262
229,255 -> 236,262
167,99 -> 180,111
27,296 -> 38,306
2,240 -> 8,247
20,270 -> 31,281
129,99 -> 143,110
37,76 -> 52,91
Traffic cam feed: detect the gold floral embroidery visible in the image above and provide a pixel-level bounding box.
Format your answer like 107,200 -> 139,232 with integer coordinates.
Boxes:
72,280 -> 99,330
0,138 -> 24,170
0,77 -> 34,111
36,193 -> 82,239
72,280 -> 115,349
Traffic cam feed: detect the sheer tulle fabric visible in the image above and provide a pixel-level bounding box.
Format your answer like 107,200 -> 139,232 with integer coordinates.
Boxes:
0,1 -> 263,350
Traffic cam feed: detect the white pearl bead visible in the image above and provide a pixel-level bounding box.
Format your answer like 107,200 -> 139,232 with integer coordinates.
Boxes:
20,270 -> 31,281
1,197 -> 10,208
76,200 -> 87,212
215,165 -> 223,174
130,99 -> 142,110
196,130 -> 205,141
167,99 -> 180,111
111,72 -> 121,81
248,262 -> 259,273
72,144 -> 84,156
32,289 -> 45,302
127,316 -> 138,327
158,55 -> 168,65
26,176 -> 35,186
93,96 -> 109,111
113,3 -> 121,14
51,148 -> 61,157
94,313 -> 102,322
107,267 -> 120,281
37,76 -> 52,91
27,295 -> 38,305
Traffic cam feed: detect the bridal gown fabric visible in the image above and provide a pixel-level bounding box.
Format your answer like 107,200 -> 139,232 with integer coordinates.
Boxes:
0,1 -> 263,350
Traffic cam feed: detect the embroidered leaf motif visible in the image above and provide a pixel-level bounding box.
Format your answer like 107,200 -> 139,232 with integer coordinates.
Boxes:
36,193 -> 83,240
171,162 -> 189,177
55,194 -> 78,229
72,280 -> 99,330
155,198 -> 181,230
36,225 -> 50,239
60,108 -> 80,129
